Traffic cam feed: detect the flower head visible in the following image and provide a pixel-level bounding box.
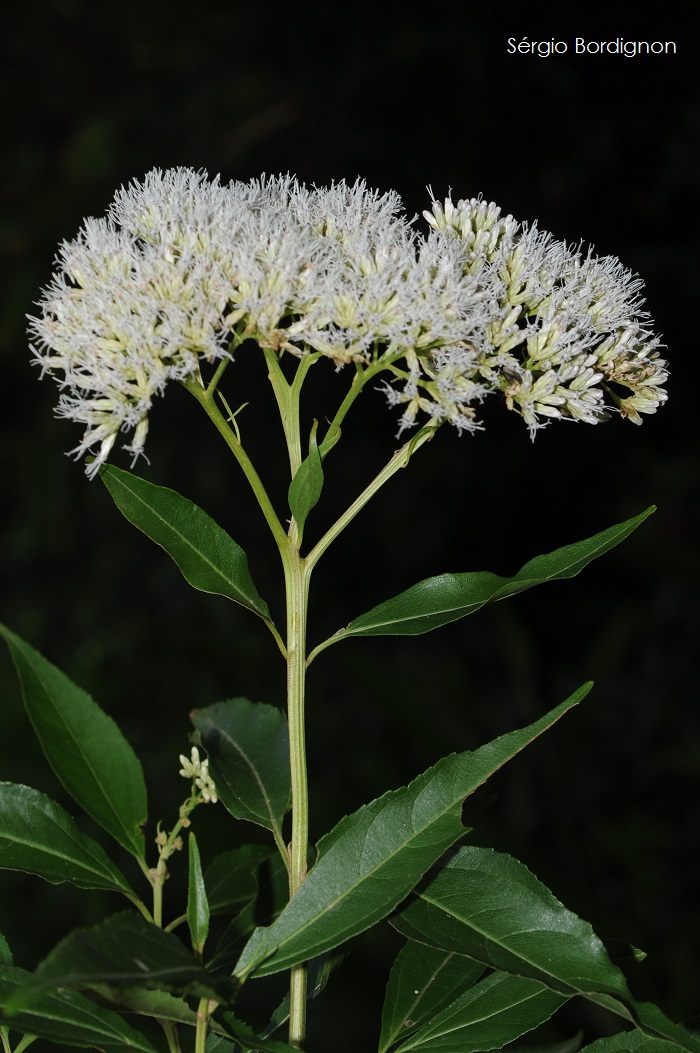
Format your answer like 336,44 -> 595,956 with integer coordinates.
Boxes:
30,170 -> 667,476
400,193 -> 668,437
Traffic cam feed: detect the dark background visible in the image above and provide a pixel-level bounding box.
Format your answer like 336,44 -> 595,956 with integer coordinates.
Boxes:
1,3 -> 697,1051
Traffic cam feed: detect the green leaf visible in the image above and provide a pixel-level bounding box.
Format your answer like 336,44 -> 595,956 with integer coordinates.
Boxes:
234,685 -> 589,980
3,913 -> 234,1013
391,970 -> 567,1053
207,853 -> 290,975
582,1035 -> 686,1053
379,942 -> 484,1053
188,832 -> 210,955
0,964 -> 158,1052
0,783 -> 136,896
327,507 -> 654,642
391,846 -> 700,1053
0,934 -> 11,967
92,984 -> 249,1043
0,625 -> 147,860
207,1037 -> 233,1053
288,420 -> 323,535
99,464 -> 270,620
205,845 -> 275,915
192,698 -> 291,838
93,984 -> 203,1028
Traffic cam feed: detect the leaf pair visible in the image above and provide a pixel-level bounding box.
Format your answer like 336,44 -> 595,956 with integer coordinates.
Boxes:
383,847 -> 700,1053
99,466 -> 653,661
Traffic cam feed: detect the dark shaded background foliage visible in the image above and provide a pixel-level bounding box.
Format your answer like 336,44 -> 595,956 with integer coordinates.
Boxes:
1,2 -> 698,1050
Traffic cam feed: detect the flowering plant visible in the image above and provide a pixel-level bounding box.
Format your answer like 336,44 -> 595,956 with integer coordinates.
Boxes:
0,169 -> 689,1053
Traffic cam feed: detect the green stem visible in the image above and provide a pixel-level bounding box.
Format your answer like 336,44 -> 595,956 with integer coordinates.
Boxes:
284,546 -> 312,1048
151,791 -> 200,927
306,425 -> 435,575
12,1038 -> 37,1053
194,997 -> 211,1053
182,377 -> 289,555
322,353 -> 398,443
160,1019 -> 182,1053
190,346 -> 431,1048
125,891 -> 155,923
262,348 -> 319,479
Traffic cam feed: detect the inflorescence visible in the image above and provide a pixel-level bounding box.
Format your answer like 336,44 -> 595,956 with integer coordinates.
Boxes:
29,169 -> 668,475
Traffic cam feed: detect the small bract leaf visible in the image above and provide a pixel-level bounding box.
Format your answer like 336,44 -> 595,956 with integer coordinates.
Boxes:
288,420 -> 324,535
0,625 -> 147,860
234,685 -> 588,980
0,783 -> 136,896
192,698 -> 291,839
99,464 -> 270,619
188,833 -> 210,956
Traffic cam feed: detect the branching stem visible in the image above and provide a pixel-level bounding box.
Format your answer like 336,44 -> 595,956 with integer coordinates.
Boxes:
193,348 -> 436,1048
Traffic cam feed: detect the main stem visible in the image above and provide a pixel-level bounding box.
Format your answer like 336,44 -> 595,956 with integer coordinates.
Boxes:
285,546 -> 311,1048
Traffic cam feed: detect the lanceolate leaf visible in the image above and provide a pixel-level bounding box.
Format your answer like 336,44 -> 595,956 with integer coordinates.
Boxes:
391,846 -> 700,1053
0,964 -> 158,1052
379,942 -> 485,1053
192,698 -> 291,838
0,783 -> 136,896
99,464 -> 270,619
391,971 -> 567,1053
4,913 -> 234,1013
188,832 -> 210,955
0,625 -> 147,860
234,685 -> 589,980
288,421 -> 324,535
321,508 -> 654,644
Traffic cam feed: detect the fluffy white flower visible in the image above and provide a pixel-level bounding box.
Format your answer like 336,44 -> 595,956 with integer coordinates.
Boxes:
30,170 -> 238,476
390,193 -> 668,436
29,171 -> 668,476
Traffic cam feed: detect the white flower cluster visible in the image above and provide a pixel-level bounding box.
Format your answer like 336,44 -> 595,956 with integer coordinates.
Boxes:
409,194 -> 668,436
178,746 -> 217,804
29,169 -> 667,473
